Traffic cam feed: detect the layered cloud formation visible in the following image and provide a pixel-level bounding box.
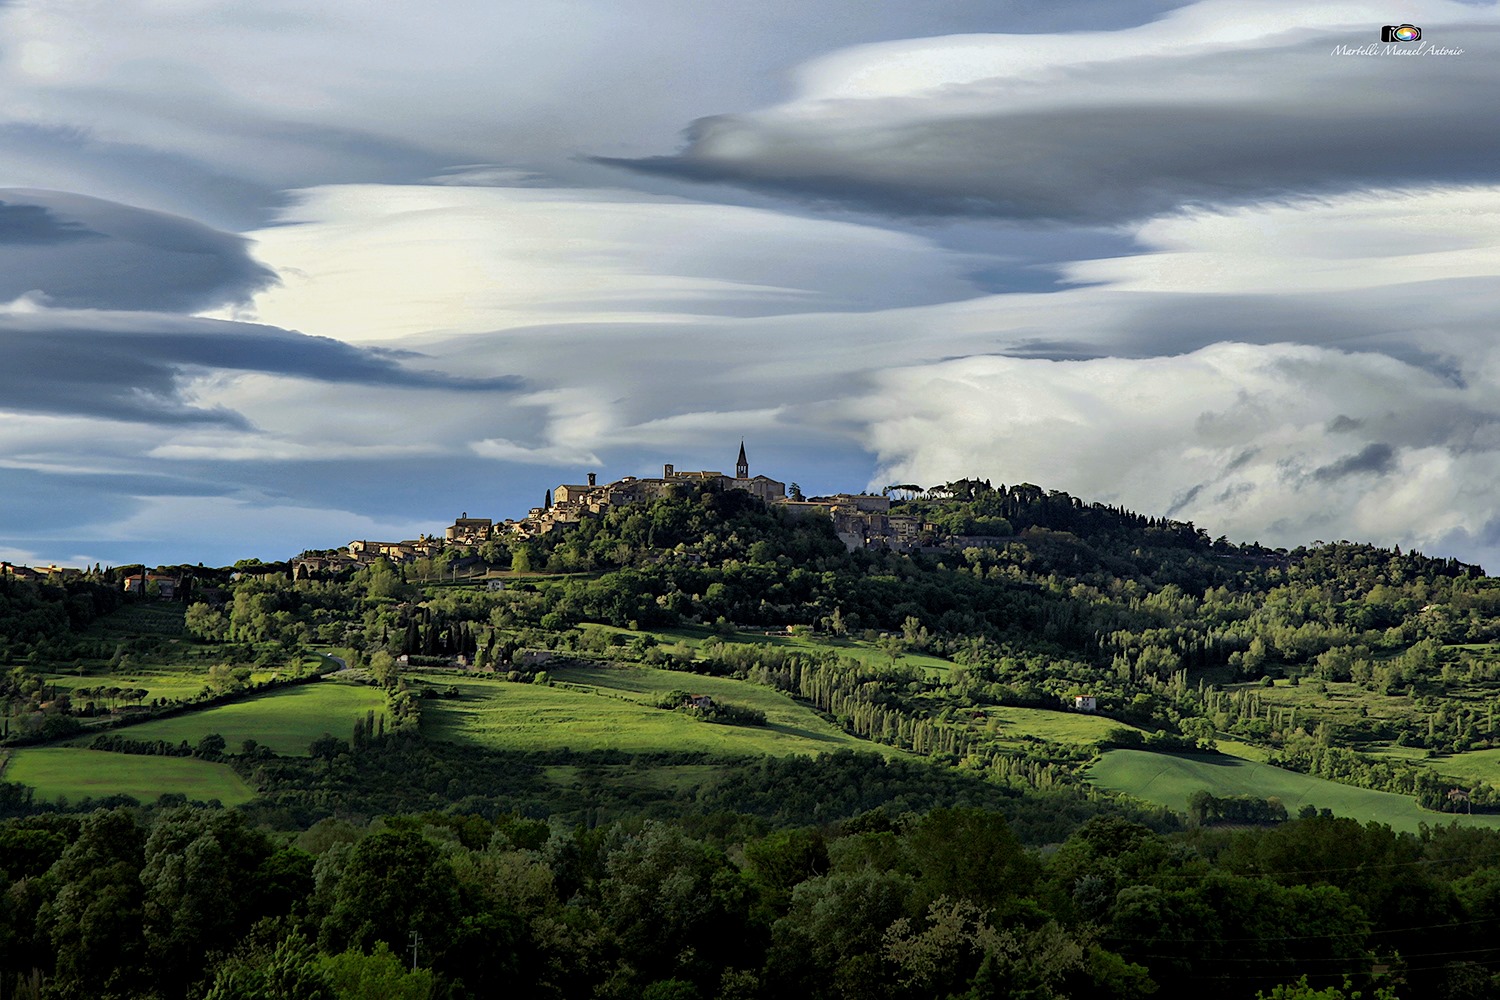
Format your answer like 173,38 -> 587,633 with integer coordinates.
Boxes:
617,1 -> 1500,222
1,0 -> 1497,569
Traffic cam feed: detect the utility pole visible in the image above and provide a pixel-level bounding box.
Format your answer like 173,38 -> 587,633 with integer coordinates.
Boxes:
409,930 -> 422,972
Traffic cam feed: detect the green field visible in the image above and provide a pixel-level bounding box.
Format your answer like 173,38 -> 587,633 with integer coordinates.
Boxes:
577,622 -> 957,676
1371,745 -> 1500,785
42,670 -> 210,704
74,682 -> 389,755
1088,749 -> 1500,833
972,706 -> 1137,746
40,665 -> 309,713
414,664 -> 907,758
3,748 -> 254,806
1215,738 -> 1273,762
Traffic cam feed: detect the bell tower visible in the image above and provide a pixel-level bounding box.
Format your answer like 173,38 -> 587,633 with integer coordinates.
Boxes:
736,441 -> 749,479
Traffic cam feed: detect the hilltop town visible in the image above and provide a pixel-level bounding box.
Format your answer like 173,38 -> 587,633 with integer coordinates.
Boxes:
295,443 -> 977,578
1,444 -> 1002,585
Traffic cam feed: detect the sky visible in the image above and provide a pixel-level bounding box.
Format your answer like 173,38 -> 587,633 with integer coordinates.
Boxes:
2,0 -> 1499,570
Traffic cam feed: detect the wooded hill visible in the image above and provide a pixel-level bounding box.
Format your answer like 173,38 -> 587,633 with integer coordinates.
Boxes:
3,478 -> 1500,997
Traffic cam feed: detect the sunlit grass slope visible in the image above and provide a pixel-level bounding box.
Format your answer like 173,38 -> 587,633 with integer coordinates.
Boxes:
5,748 -> 254,806
1089,749 -> 1500,833
77,682 -> 388,756
414,664 -> 908,758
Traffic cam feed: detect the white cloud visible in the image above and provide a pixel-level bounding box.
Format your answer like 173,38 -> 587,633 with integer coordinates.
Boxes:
217,183 -> 989,342
791,0 -> 1470,100
852,342 -> 1500,561
1058,187 -> 1500,295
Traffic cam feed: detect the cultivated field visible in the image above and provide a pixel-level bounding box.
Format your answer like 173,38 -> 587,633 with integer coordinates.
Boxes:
72,681 -> 389,755
413,664 -> 906,758
3,748 -> 255,806
1088,748 -> 1500,833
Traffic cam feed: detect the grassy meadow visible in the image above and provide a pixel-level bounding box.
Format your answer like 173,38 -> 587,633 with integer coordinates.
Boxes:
1367,744 -> 1500,785
71,681 -> 389,756
413,664 -> 907,758
969,705 -> 1138,747
3,748 -> 255,806
1088,748 -> 1500,833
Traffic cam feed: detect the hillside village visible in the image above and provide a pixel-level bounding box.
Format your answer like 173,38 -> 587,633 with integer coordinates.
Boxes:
1,444 -> 1001,584
300,443 -> 977,577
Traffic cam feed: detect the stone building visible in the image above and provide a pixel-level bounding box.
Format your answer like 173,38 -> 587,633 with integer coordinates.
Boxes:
512,443 -> 787,537
445,513 -> 494,545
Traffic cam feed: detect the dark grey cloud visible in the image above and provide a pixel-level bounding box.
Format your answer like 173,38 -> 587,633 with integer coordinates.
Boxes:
1165,482 -> 1204,516
1327,415 -> 1364,433
1075,278 -> 1500,382
1311,443 -> 1397,482
607,25 -> 1500,224
0,189 -> 279,312
1226,448 -> 1259,472
0,310 -> 522,426
0,202 -> 98,244
0,0 -> 1186,239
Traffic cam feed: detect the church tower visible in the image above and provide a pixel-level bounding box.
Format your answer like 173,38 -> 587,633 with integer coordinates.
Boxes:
736,441 -> 749,480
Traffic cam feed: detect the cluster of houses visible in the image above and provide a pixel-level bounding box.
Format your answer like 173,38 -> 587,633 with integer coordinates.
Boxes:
0,562 -> 188,600
301,443 -> 942,568
0,562 -> 83,583
121,573 -> 180,599
506,443 -> 936,554
0,444 -> 1004,589
288,535 -> 447,578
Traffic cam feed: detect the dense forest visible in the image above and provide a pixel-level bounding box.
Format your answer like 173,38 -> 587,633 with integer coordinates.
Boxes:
5,477 -> 1500,996
8,796 -> 1500,999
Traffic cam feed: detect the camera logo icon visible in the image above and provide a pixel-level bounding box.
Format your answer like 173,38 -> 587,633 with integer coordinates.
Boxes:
1382,24 -> 1421,42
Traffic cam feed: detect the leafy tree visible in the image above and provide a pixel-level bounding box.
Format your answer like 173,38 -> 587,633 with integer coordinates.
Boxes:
744,827 -> 830,913
204,931 -> 334,1000
40,809 -> 149,994
141,808 -> 273,993
1256,976 -> 1399,1000
598,822 -> 754,990
186,602 -> 230,641
196,732 -> 228,757
319,942 -> 434,1000
317,830 -> 461,964
765,869 -> 914,997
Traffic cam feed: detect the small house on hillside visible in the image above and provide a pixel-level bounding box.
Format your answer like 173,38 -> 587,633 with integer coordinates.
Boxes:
687,694 -> 713,711
123,574 -> 179,599
1074,695 -> 1097,712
